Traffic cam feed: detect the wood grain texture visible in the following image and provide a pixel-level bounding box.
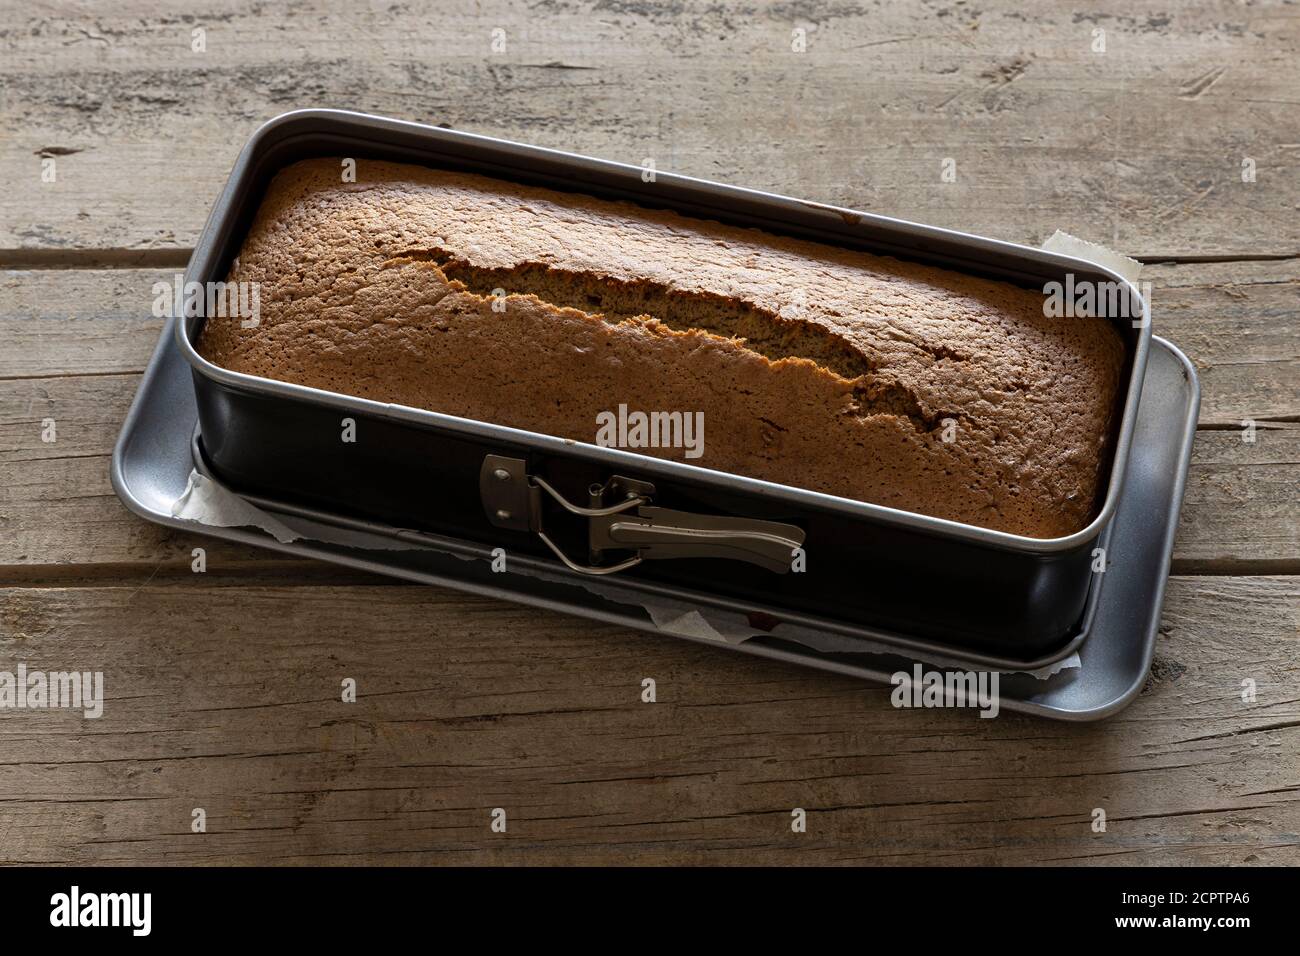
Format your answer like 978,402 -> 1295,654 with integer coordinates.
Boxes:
0,577 -> 1295,865
0,0 -> 1297,258
1145,260 -> 1299,426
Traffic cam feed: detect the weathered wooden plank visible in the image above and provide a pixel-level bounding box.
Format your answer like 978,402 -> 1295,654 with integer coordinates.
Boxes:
1175,426 -> 1300,572
2,261 -> 1295,416
3,261 -> 1295,424
0,577 -> 1294,865
0,1 -> 1297,257
2,363 -> 1295,571
0,269 -> 169,378
1143,261 -> 1299,426
1,262 -> 1296,571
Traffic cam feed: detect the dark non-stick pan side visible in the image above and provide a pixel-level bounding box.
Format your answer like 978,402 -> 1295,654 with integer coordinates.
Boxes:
193,371 -> 1096,656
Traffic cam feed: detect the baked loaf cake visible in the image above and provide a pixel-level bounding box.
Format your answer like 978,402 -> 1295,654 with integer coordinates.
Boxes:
199,158 -> 1126,538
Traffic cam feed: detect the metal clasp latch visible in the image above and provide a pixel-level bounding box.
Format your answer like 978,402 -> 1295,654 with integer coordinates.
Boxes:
480,455 -> 805,576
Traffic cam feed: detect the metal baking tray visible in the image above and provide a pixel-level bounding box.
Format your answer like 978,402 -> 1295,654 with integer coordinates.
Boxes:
172,109 -> 1152,659
110,319 -> 1198,720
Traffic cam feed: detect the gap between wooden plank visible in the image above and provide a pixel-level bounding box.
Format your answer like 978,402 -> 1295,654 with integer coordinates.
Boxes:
0,249 -> 192,269
1,562 -> 1297,589
3,249 -> 1298,269
1136,253 -> 1300,264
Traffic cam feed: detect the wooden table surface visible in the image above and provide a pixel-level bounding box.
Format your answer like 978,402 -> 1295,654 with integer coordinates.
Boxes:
1,0 -> 1296,865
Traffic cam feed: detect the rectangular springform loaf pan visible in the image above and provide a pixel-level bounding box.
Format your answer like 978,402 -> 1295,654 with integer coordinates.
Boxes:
176,109 -> 1151,658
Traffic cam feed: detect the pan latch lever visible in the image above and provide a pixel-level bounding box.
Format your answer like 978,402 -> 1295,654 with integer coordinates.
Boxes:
480,455 -> 805,576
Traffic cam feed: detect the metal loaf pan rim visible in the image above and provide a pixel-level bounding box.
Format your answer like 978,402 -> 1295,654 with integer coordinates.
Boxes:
174,108 -> 1152,557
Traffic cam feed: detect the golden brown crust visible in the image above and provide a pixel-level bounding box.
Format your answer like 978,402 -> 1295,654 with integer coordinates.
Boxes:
198,157 -> 1126,537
